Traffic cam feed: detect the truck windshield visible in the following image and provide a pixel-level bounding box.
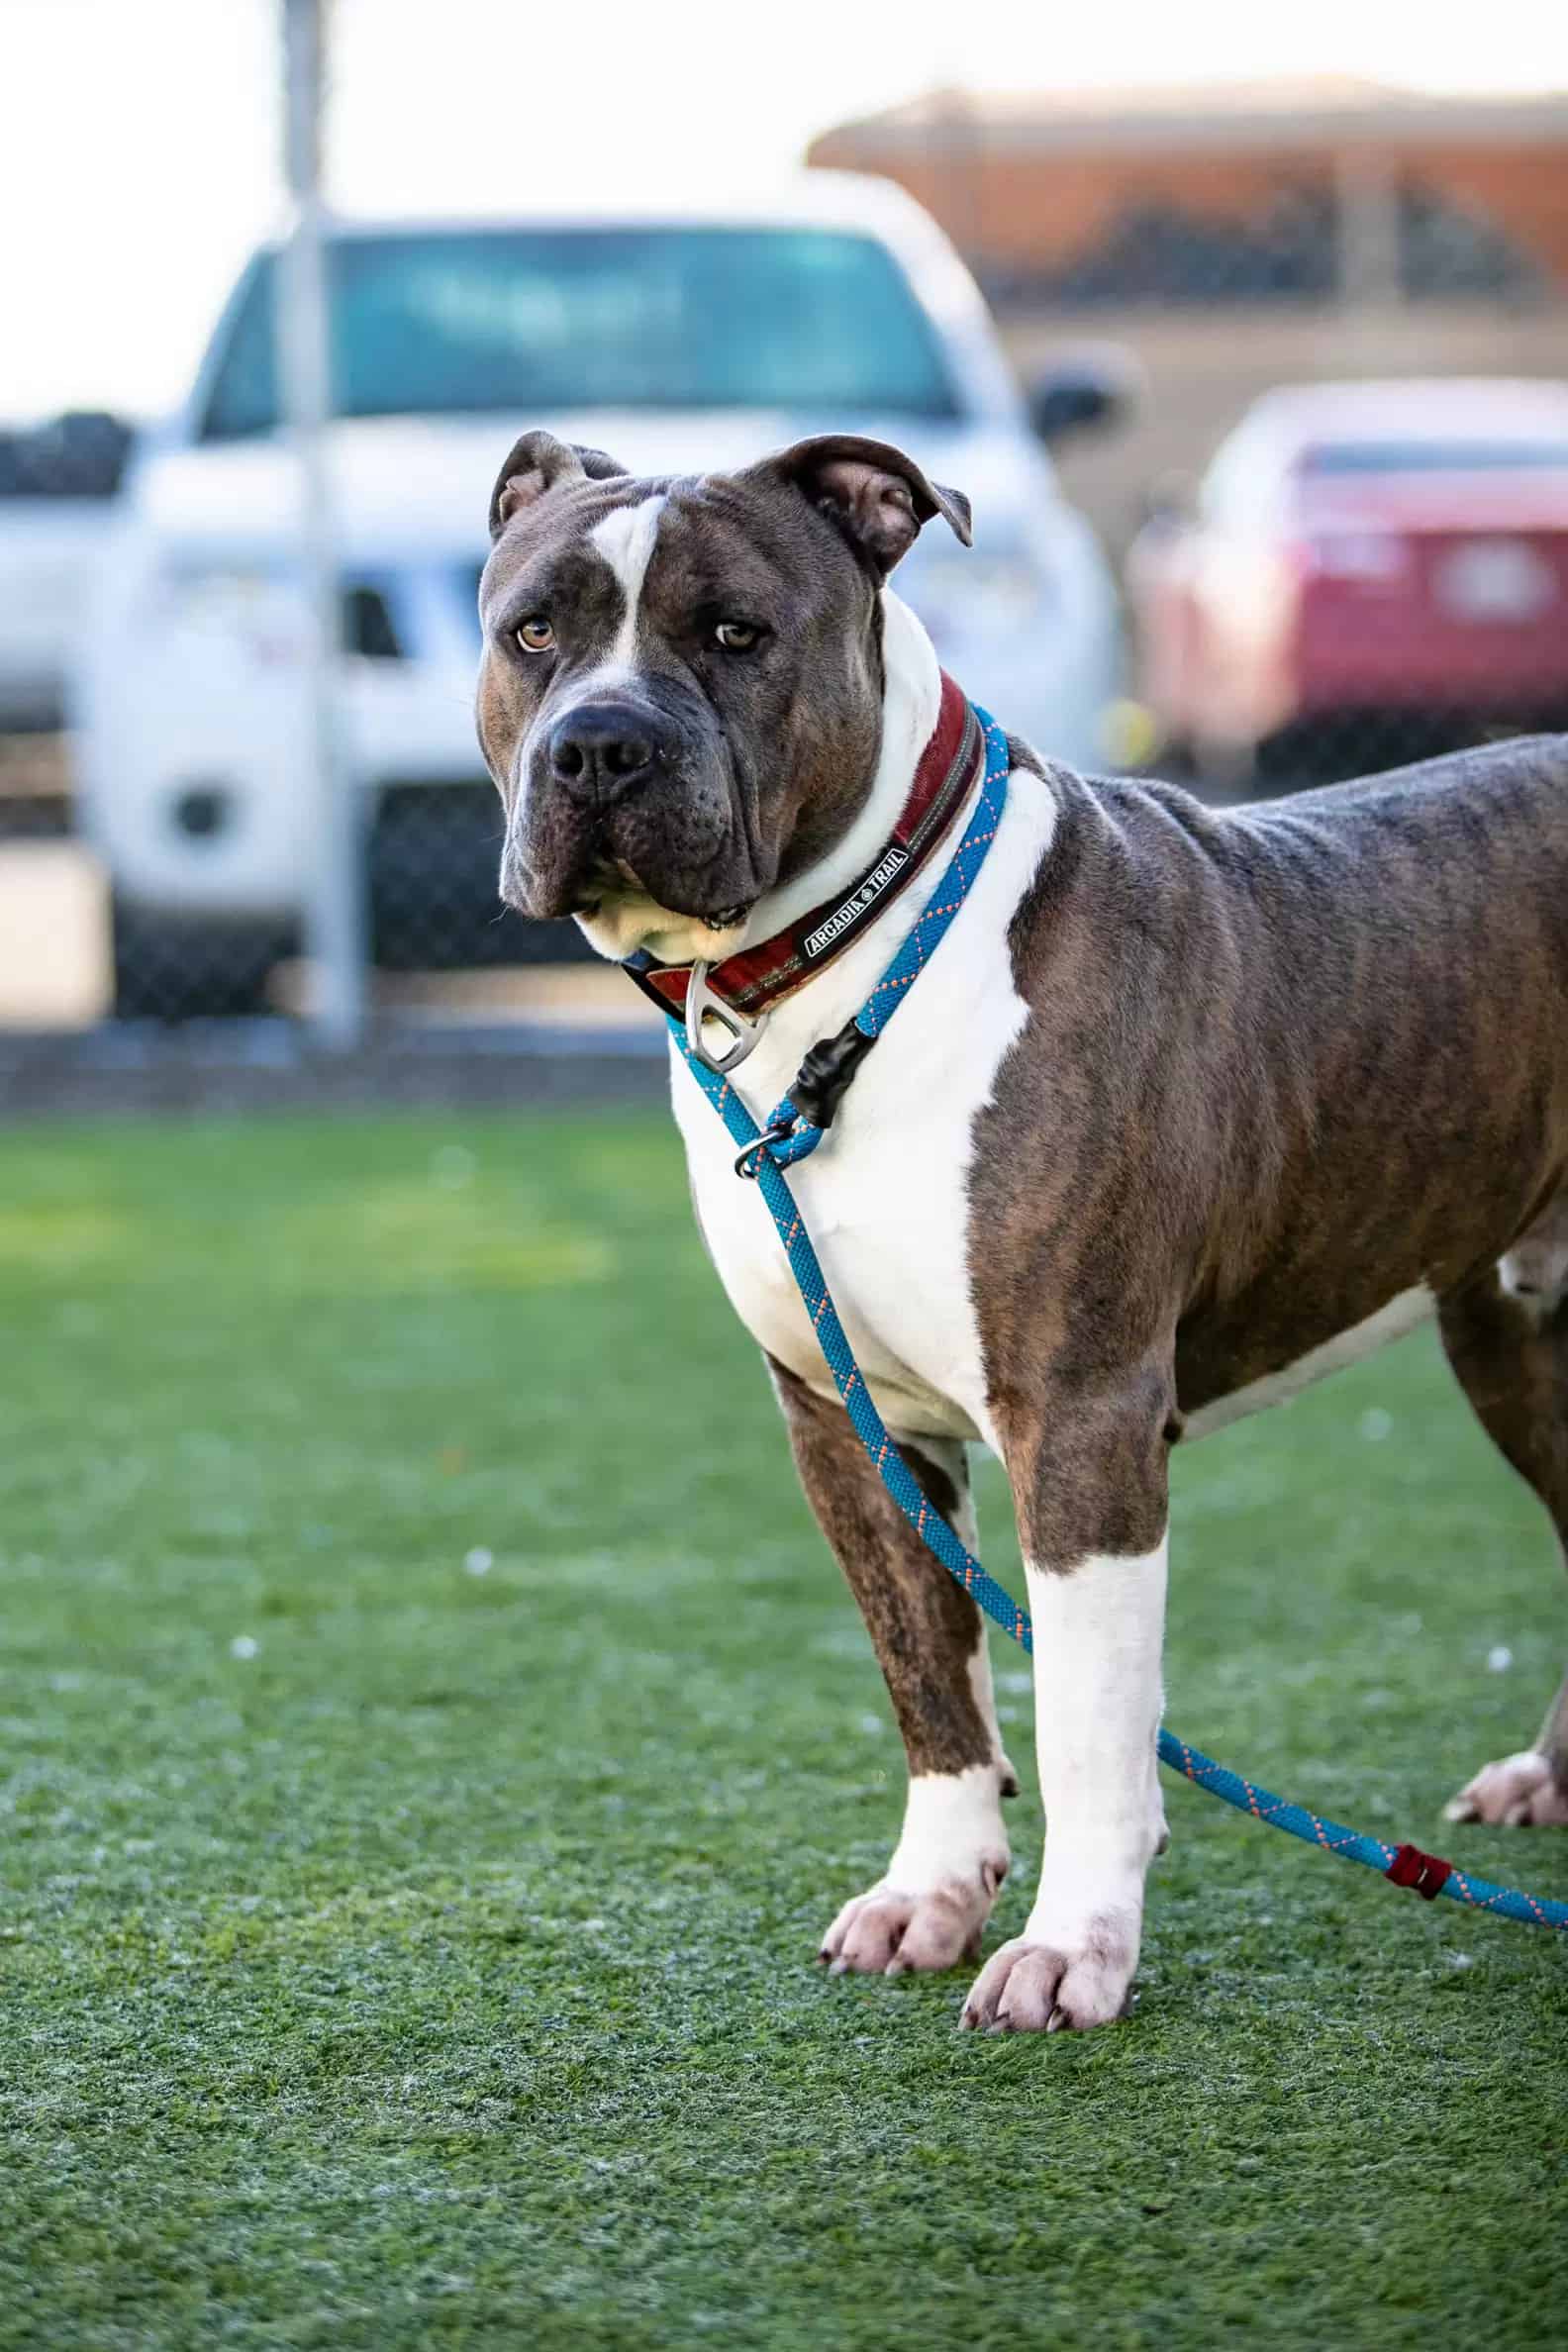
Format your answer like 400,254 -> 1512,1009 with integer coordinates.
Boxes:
198,225 -> 961,438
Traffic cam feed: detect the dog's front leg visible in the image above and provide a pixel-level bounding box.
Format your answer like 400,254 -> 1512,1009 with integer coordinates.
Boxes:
962,1371 -> 1171,2034
768,1357 -> 1017,1975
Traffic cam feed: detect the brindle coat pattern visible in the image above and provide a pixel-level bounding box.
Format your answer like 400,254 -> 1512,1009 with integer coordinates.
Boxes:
972,735 -> 1568,1573
476,427 -> 1568,2023
767,1355 -> 1016,1787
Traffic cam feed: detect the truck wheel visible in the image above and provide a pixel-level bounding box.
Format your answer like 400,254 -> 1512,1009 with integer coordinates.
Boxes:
110,898 -> 291,1021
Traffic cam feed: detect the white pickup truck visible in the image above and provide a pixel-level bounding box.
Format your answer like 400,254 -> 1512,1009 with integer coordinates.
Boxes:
70,176 -> 1127,1016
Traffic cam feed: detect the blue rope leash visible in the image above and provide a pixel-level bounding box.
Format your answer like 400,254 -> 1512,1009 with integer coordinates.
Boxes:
673,704 -> 1568,1934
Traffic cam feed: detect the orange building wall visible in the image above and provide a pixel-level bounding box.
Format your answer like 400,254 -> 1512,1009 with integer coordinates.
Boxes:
809,129 -> 1568,283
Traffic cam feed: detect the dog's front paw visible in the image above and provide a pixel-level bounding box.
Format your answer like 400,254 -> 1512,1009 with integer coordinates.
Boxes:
959,1912 -> 1137,2034
1444,1748 -> 1568,1826
819,1857 -> 1006,1978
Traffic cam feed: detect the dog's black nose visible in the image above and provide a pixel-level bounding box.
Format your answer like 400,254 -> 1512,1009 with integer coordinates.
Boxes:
548,702 -> 658,797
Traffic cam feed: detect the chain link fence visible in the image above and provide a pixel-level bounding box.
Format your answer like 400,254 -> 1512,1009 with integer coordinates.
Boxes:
2,137 -> 1565,1043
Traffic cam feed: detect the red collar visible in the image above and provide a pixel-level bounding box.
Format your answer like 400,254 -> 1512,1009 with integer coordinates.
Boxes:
625,671 -> 980,1025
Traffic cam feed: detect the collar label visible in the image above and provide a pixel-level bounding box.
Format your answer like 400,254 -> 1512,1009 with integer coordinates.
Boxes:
803,844 -> 910,960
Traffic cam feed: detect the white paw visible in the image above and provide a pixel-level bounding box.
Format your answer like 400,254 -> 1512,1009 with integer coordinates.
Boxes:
1443,1748 -> 1568,1826
959,1911 -> 1138,2034
819,1855 -> 1006,1977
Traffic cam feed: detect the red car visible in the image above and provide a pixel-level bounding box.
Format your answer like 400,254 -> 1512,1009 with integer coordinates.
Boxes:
1128,378 -> 1568,781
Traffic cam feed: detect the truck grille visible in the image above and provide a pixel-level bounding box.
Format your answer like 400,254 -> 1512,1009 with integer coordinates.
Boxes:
342,583 -> 402,659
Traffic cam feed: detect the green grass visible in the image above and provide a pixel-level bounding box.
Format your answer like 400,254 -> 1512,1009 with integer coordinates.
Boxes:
2,1109 -> 1566,2350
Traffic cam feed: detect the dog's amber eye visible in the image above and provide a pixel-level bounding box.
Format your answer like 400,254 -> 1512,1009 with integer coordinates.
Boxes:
713,620 -> 760,652
516,617 -> 555,654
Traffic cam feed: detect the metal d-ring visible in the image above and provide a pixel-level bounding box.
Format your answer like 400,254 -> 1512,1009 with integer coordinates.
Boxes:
733,1123 -> 795,1181
685,960 -> 767,1074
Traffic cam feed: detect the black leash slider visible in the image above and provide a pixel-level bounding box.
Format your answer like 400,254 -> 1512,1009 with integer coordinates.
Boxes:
788,1020 -> 877,1132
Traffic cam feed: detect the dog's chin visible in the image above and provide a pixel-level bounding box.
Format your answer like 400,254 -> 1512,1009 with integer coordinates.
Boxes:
572,887 -> 749,968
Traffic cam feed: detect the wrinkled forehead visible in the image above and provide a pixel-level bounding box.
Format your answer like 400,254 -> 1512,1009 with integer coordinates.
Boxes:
480,471 -> 853,632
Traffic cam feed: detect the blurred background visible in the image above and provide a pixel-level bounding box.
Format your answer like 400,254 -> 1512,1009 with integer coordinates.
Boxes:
3,0 -> 1566,1077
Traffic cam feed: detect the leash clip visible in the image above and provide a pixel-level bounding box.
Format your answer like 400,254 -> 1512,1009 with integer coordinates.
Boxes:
685,960 -> 767,1075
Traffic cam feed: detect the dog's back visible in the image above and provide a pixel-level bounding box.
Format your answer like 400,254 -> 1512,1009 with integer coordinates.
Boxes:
981,732 -> 1568,1420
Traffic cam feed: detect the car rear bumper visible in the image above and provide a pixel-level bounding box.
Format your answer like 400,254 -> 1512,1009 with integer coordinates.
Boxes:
1294,536 -> 1568,715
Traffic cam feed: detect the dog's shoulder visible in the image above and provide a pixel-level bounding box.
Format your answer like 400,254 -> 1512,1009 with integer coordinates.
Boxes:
997,738 -> 1248,960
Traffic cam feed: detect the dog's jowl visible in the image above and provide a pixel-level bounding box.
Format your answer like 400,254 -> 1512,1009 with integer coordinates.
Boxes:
476,425 -> 1568,2029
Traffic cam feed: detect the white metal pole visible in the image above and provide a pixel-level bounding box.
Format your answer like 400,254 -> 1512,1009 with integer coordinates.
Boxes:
278,0 -> 365,1048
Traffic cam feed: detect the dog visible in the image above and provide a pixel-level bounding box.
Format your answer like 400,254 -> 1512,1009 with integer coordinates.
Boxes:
476,426 -> 1568,2031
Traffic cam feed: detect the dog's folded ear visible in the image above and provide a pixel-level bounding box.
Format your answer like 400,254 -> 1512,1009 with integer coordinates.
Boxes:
488,430 -> 629,539
750,434 -> 973,576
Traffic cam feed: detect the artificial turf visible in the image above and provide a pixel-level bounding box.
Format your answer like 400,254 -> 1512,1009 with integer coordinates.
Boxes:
1,1106 -> 1565,2349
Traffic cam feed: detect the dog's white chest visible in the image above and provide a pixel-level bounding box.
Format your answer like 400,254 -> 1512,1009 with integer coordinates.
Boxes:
673,768 -> 1058,1446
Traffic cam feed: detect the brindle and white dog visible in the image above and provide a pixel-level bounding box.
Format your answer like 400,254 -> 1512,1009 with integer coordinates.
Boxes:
476,427 -> 1568,2032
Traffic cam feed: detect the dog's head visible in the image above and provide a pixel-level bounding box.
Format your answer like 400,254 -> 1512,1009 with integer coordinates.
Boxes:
475,430 -> 971,963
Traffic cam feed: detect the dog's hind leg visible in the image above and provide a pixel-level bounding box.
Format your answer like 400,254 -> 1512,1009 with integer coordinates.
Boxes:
766,1356 -> 1018,1976
1438,1225 -> 1568,1827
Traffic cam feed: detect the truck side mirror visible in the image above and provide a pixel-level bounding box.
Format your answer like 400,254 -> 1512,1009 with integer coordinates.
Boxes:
1027,349 -> 1139,446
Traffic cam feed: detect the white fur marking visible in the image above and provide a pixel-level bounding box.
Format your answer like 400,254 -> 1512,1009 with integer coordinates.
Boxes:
1023,1543 -> 1168,1947
1182,1283 -> 1435,1440
566,494 -> 696,961
1500,1225 -> 1568,1318
885,1765 -> 1009,1895
587,495 -> 668,674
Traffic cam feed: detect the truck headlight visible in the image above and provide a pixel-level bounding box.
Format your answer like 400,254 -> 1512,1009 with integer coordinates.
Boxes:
154,560 -> 302,653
